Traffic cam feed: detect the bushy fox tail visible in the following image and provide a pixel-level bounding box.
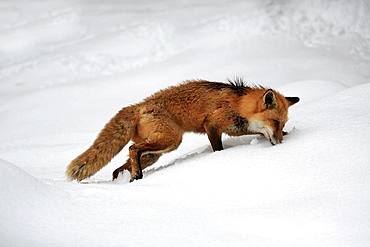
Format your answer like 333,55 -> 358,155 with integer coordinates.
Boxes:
66,106 -> 138,181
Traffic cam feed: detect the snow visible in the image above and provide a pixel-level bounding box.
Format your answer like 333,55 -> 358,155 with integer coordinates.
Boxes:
0,159 -> 69,247
1,0 -> 370,246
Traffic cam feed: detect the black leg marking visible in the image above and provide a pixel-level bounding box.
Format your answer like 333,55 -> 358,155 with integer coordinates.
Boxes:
135,150 -> 143,179
129,146 -> 144,182
206,126 -> 223,152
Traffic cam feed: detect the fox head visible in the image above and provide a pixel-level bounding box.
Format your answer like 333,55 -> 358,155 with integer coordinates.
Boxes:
241,89 -> 299,145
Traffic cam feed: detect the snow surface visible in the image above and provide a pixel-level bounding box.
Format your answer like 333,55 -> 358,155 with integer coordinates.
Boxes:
1,1 -> 370,246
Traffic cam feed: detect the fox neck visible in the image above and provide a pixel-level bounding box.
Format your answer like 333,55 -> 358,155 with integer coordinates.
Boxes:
236,89 -> 265,119
221,90 -> 263,136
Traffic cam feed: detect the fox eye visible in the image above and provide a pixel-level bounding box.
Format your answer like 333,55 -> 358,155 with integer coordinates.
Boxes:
272,120 -> 280,129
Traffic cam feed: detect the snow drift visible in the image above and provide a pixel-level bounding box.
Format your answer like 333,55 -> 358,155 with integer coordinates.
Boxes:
0,159 -> 68,247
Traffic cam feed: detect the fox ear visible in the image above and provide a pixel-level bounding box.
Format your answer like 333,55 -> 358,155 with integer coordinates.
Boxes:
285,97 -> 300,106
263,89 -> 276,109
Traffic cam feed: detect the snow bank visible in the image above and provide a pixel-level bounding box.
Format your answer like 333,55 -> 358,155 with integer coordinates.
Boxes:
0,159 -> 69,247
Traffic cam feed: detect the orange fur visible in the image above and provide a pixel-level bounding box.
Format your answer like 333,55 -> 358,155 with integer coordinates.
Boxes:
66,79 -> 299,182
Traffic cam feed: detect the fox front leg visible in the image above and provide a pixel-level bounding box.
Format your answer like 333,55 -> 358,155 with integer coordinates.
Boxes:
204,124 -> 223,152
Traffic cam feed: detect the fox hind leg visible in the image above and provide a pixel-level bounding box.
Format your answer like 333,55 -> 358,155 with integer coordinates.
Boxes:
112,153 -> 161,180
112,160 -> 130,180
127,109 -> 183,182
128,139 -> 181,182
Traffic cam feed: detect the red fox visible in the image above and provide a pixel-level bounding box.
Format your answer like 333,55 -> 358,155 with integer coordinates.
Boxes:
66,79 -> 299,182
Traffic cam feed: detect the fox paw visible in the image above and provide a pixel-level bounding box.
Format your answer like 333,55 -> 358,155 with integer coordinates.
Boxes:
129,173 -> 143,182
112,170 -> 120,180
